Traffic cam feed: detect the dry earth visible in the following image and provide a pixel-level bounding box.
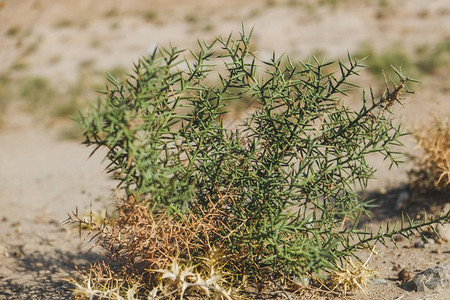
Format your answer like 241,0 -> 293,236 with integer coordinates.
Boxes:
0,0 -> 449,299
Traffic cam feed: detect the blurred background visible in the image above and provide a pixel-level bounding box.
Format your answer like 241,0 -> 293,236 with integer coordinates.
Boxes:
1,0 -> 449,129
0,0 -> 449,214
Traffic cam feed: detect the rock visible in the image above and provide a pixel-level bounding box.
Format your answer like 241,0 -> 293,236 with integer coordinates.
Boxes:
435,223 -> 450,242
442,203 -> 450,213
398,268 -> 412,282
436,238 -> 446,244
412,264 -> 450,292
414,240 -> 425,248
413,237 -> 434,248
369,278 -> 389,285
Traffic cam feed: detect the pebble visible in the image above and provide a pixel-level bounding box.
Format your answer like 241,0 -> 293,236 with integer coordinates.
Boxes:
398,268 -> 412,282
435,223 -> 450,242
436,238 -> 446,244
414,238 -> 435,248
412,264 -> 450,292
369,278 -> 389,286
414,240 -> 425,248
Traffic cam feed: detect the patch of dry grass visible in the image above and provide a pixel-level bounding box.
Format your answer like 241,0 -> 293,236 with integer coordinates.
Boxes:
65,194 -> 239,299
410,117 -> 450,193
326,248 -> 377,296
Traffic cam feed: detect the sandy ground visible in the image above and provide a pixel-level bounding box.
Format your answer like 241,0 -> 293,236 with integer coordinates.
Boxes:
0,0 -> 449,299
0,115 -> 115,299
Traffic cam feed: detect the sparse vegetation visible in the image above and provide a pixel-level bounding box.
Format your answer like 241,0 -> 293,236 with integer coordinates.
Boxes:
14,75 -> 83,124
23,36 -> 42,56
69,29 -> 450,298
10,61 -> 28,71
0,75 -> 12,124
54,19 -> 73,29
356,45 -> 419,82
90,38 -> 102,49
20,77 -> 57,113
416,38 -> 450,75
105,8 -> 119,18
0,71 -> 114,137
110,21 -> 121,31
202,23 -> 215,32
79,59 -> 95,70
409,118 -> 450,195
6,25 -> 21,37
143,11 -> 158,23
185,13 -> 200,23
356,40 -> 450,84
326,248 -> 377,295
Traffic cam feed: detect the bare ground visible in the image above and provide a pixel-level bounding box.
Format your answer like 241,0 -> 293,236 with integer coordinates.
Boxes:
0,0 -> 449,299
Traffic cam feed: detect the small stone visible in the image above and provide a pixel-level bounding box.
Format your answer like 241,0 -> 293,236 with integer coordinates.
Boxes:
436,223 -> 450,242
436,238 -> 445,244
377,186 -> 387,194
398,268 -> 412,282
369,278 -> 389,285
442,203 -> 450,213
422,240 -> 433,248
414,240 -> 425,248
412,264 -> 450,292
425,238 -> 435,245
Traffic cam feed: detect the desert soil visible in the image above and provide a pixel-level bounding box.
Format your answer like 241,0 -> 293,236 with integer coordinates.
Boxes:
0,0 -> 449,299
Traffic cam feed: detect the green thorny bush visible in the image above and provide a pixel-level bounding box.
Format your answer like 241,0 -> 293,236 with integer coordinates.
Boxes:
75,28 -> 449,298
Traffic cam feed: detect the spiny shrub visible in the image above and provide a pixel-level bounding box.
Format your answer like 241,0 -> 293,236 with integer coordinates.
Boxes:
72,28 -> 450,298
